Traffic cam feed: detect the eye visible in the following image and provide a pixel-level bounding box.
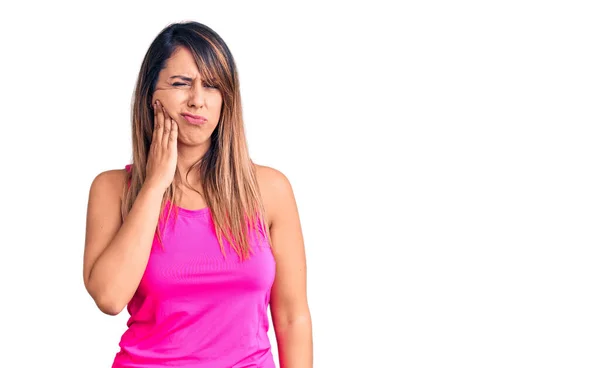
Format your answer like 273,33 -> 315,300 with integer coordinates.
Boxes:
203,82 -> 218,89
172,82 -> 188,87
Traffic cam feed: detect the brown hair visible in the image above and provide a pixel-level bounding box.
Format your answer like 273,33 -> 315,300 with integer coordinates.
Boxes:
121,21 -> 271,260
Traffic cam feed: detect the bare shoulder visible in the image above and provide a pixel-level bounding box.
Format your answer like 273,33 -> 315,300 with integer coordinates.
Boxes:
254,164 -> 293,193
254,163 -> 297,229
89,168 -> 129,202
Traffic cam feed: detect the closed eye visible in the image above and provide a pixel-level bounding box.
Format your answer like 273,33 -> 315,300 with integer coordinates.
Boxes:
172,82 -> 218,89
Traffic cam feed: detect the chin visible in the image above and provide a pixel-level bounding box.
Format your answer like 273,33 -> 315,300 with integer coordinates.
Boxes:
180,135 -> 211,146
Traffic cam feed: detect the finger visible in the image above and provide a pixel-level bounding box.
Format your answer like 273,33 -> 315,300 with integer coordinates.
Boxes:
162,106 -> 172,147
152,101 -> 159,147
154,101 -> 165,141
169,118 -> 178,145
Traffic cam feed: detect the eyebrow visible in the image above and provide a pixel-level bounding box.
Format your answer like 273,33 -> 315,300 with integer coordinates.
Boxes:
168,75 -> 193,82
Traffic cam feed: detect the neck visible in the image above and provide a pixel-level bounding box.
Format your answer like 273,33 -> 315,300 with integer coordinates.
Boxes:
175,142 -> 209,187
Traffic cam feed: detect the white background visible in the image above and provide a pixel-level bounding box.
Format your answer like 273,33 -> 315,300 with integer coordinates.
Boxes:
0,1 -> 598,367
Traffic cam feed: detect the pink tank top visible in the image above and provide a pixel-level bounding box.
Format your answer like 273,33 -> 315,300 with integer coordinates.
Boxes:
112,165 -> 276,367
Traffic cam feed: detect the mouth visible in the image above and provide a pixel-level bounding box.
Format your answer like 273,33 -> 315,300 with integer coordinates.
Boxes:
181,113 -> 208,125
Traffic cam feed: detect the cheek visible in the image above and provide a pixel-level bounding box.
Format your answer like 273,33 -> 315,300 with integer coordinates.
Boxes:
153,90 -> 184,110
210,95 -> 223,113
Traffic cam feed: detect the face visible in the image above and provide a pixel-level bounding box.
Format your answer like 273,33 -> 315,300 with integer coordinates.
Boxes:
151,46 -> 223,146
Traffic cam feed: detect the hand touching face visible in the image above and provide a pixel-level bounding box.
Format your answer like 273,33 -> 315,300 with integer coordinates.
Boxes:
152,46 -> 223,147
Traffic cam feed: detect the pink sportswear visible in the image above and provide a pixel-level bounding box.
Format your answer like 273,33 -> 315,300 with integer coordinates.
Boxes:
112,165 -> 276,367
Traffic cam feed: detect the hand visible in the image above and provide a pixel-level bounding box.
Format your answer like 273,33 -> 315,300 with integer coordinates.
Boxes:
144,100 -> 178,192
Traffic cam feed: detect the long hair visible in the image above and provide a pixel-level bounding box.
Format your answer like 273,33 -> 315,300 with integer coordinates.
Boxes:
121,21 -> 271,260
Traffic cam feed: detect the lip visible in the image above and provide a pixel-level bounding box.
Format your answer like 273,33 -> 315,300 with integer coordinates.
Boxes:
181,113 -> 208,125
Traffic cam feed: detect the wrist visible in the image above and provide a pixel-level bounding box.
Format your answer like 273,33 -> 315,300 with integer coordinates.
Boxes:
140,181 -> 167,198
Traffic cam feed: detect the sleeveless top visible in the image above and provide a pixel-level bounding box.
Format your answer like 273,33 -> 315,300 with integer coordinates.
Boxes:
112,165 -> 276,368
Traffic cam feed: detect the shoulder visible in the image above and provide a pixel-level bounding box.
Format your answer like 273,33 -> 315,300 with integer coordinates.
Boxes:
89,168 -> 129,201
254,164 -> 297,226
255,164 -> 292,199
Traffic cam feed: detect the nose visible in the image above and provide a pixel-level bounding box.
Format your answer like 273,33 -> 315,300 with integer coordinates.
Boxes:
187,84 -> 206,109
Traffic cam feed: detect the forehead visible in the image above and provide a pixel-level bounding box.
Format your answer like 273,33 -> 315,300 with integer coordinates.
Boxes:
163,47 -> 200,75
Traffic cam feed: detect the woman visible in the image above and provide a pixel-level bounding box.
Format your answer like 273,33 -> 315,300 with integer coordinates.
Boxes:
83,21 -> 312,367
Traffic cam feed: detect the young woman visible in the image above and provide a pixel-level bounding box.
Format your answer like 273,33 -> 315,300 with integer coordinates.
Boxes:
83,21 -> 312,367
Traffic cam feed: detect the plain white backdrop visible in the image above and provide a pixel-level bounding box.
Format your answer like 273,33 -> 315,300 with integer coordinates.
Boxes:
0,1 -> 599,367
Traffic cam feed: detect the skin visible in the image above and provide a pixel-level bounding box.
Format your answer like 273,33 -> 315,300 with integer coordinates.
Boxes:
83,46 -> 312,366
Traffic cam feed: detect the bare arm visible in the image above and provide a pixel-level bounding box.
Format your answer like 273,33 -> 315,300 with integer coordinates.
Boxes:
83,100 -> 178,315
260,166 -> 313,367
83,170 -> 164,315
